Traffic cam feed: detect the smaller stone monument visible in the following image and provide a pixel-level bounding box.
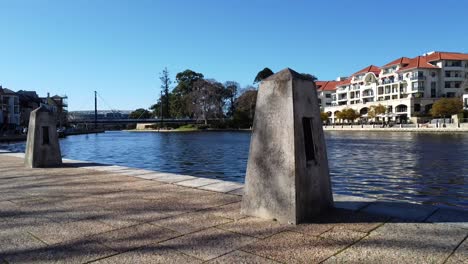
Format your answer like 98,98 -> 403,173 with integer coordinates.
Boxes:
24,105 -> 62,168
241,68 -> 333,224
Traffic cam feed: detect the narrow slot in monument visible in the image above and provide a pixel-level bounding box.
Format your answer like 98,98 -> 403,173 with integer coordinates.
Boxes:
42,126 -> 50,145
302,117 -> 315,163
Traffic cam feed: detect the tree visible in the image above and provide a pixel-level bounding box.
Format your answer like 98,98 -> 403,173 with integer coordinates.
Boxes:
368,104 -> 386,119
430,98 -> 463,119
232,88 -> 258,128
224,81 -> 239,118
159,67 -> 171,118
335,111 -> 344,122
301,73 -> 318,82
149,102 -> 161,117
336,108 -> 360,123
320,112 -> 329,123
189,79 -> 225,125
129,108 -> 152,119
253,67 -> 274,84
170,69 -> 204,118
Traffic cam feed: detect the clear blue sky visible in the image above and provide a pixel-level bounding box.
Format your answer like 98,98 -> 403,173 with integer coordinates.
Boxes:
1,0 -> 467,111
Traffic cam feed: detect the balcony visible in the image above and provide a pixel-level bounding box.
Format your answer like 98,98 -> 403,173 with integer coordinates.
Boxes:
410,76 -> 426,80
444,62 -> 462,68
381,78 -> 396,84
336,87 -> 347,93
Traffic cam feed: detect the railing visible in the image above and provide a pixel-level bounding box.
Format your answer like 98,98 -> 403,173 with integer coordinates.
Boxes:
410,76 -> 426,80
445,63 -> 462,67
445,74 -> 463,78
382,79 -> 395,84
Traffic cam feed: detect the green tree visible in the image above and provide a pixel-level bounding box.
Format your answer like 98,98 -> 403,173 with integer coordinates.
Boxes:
301,73 -> 318,82
224,81 -> 239,117
149,102 -> 161,117
159,67 -> 171,118
320,112 -> 329,123
430,98 -> 463,119
253,68 -> 274,84
368,104 -> 386,119
129,108 -> 152,119
170,69 -> 204,118
232,88 -> 257,128
335,111 -> 343,122
336,108 -> 360,123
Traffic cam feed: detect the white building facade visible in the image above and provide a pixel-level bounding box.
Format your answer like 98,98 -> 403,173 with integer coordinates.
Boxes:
321,52 -> 468,123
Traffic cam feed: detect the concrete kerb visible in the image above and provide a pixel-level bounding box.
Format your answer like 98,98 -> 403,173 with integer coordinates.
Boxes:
0,149 -> 467,224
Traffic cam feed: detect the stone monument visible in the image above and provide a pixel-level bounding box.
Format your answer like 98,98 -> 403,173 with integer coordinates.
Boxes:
241,68 -> 333,224
24,105 -> 62,168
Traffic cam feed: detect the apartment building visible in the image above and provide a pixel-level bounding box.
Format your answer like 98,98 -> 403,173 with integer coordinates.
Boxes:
0,86 -> 20,128
0,86 -> 68,131
319,51 -> 468,123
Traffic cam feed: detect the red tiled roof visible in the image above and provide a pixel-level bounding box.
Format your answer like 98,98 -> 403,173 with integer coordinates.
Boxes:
425,52 -> 468,62
398,56 -> 439,72
383,57 -> 411,67
315,79 -> 351,91
315,81 -> 339,91
335,79 -> 351,86
352,65 -> 381,76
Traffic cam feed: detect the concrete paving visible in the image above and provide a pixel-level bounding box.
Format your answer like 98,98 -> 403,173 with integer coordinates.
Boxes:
0,152 -> 467,263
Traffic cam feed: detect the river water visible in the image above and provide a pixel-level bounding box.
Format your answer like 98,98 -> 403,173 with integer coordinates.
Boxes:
1,131 -> 467,210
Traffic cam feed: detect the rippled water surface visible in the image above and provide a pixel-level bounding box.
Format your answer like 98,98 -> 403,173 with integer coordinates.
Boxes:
1,131 -> 467,210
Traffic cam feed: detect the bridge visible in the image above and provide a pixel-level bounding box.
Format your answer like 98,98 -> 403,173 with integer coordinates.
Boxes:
68,118 -> 200,124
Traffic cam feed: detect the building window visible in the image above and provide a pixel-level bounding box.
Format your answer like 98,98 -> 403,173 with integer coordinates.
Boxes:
396,105 -> 408,113
446,92 -> 456,98
455,82 -> 461,88
414,104 -> 421,112
431,82 -> 436,98
445,61 -> 462,67
445,82 -> 451,88
325,94 -> 331,98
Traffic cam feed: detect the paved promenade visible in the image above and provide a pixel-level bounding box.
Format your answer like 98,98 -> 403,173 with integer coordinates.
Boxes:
0,152 -> 467,263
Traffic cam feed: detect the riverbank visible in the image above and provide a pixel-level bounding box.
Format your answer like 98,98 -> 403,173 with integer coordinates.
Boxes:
126,128 -> 252,133
324,125 -> 468,133
0,152 -> 467,263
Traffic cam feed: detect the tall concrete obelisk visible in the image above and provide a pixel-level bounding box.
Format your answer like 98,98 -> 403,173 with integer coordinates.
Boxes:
241,68 -> 333,224
24,105 -> 62,168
